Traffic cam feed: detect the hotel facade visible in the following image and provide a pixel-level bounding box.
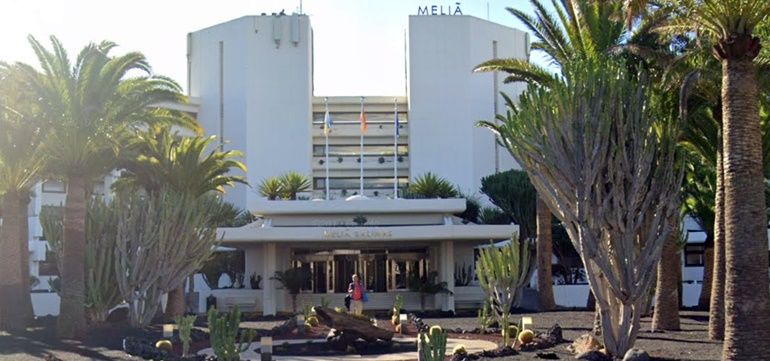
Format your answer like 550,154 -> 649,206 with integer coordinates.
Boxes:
184,13 -> 528,314
21,12 -> 720,317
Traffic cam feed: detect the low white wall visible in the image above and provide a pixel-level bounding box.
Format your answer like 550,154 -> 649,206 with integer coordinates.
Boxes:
32,292 -> 59,316
553,284 -> 590,308
682,282 -> 701,307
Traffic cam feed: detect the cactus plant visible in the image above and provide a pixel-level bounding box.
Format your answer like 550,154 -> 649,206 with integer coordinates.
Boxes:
207,307 -> 255,361
418,328 -> 448,361
501,324 -> 519,347
452,344 -> 467,355
518,329 -> 535,345
392,294 -> 404,325
476,238 -> 530,347
40,199 -> 122,324
477,300 -> 494,333
155,339 -> 173,353
176,314 -> 196,356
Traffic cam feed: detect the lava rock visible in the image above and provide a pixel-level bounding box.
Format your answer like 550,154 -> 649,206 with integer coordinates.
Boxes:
480,346 -> 517,358
567,333 -> 603,354
576,350 -> 612,361
123,337 -> 163,360
546,324 -> 564,344
622,348 -> 650,361
536,351 -> 560,359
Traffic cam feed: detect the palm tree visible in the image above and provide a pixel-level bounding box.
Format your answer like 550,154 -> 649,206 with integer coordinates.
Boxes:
271,268 -> 309,313
18,36 -> 194,338
259,177 -> 283,200
473,0 -> 628,85
0,64 -> 46,331
278,172 -> 312,200
115,125 -> 246,318
660,2 -> 770,356
405,172 -> 457,199
407,271 -> 452,312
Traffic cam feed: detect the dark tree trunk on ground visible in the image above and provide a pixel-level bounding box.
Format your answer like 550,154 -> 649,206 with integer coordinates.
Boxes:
718,35 -> 770,361
653,224 -> 681,331
709,142 -> 726,340
698,240 -> 714,309
164,285 -> 186,319
0,191 -> 30,331
536,197 -> 556,311
57,176 -> 88,338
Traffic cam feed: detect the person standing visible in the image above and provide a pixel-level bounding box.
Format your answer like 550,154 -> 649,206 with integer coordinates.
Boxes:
348,274 -> 367,315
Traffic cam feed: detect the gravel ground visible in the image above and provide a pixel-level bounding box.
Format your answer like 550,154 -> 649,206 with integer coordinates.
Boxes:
425,310 -> 721,361
0,310 -> 721,360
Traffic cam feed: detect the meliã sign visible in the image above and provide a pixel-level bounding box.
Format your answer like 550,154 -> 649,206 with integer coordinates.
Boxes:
323,229 -> 393,240
417,2 -> 463,16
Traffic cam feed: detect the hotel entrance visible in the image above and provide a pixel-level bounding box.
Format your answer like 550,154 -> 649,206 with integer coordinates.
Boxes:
291,248 -> 429,294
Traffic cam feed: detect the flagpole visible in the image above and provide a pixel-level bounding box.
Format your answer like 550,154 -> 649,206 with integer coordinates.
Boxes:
359,96 -> 365,196
324,97 -> 330,200
393,98 -> 398,199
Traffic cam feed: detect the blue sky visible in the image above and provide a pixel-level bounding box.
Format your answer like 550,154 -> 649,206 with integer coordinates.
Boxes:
0,0 -> 548,96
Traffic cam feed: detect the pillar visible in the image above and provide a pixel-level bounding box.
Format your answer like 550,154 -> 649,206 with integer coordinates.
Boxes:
262,242 -> 277,316
437,240 -> 455,312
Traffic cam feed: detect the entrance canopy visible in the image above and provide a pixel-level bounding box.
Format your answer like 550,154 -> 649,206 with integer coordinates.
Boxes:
217,198 -> 518,244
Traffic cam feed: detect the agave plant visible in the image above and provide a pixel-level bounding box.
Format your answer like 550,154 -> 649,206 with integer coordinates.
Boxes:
279,172 -> 312,200
259,177 -> 283,200
405,172 -> 457,199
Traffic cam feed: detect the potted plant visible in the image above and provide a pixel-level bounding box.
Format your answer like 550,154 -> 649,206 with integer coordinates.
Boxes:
250,273 -> 262,289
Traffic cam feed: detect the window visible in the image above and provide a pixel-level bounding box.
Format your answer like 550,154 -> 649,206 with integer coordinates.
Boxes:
313,144 -> 409,157
313,177 -> 408,190
684,244 -> 706,267
42,180 -> 66,193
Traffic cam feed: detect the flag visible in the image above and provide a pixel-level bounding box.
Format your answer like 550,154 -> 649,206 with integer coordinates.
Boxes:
323,109 -> 333,136
394,111 -> 400,138
359,107 -> 368,134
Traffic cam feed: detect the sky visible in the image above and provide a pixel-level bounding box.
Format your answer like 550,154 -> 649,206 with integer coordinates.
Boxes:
0,0 -> 547,96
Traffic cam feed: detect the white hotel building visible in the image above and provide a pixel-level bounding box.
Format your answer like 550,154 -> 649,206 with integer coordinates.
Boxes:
22,12 -> 718,316
184,13 -> 528,315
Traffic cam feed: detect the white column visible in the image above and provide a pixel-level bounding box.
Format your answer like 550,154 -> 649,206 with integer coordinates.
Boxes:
437,240 -> 455,312
262,242 -> 277,316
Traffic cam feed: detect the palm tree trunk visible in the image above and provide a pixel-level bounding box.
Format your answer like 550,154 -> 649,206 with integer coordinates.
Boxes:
652,223 -> 681,331
164,285 -> 186,319
536,197 -> 556,311
698,239 -> 713,310
709,144 -> 726,340
18,192 -> 34,324
719,41 -> 770,360
0,191 -> 30,331
57,175 -> 88,338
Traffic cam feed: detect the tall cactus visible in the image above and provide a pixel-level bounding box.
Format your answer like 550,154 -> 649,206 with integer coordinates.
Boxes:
40,199 -> 121,324
207,307 -> 255,361
176,314 -> 196,356
418,326 -> 448,361
476,237 -> 531,347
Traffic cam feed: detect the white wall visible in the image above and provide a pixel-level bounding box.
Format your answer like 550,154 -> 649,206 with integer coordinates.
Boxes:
189,14 -> 314,210
408,15 -> 527,197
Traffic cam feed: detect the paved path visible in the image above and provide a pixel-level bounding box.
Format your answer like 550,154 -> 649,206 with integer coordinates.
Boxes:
198,337 -> 497,361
